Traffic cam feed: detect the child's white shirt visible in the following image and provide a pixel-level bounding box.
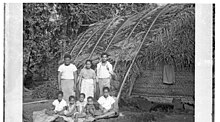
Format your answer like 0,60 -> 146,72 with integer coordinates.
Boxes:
52,99 -> 67,112
98,96 -> 115,111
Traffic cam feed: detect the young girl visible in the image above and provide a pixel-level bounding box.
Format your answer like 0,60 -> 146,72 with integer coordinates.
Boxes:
58,53 -> 77,101
78,60 -> 96,100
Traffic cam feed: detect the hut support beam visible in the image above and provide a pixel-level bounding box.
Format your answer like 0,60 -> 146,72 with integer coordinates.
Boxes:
117,5 -> 170,100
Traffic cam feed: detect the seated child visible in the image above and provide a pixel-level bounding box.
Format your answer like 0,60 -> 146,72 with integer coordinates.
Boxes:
59,95 -> 77,122
84,96 -> 96,117
45,91 -> 67,122
46,91 -> 67,115
82,96 -> 96,122
94,87 -> 119,120
76,93 -> 87,116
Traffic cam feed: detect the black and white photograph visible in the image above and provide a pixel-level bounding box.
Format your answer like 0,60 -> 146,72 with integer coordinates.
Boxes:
3,2 -> 215,122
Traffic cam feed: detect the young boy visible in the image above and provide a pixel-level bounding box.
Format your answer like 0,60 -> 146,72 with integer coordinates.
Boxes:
81,96 -> 96,122
58,53 -> 77,101
84,96 -> 96,117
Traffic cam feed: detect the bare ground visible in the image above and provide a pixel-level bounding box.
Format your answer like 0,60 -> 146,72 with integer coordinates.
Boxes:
23,100 -> 194,122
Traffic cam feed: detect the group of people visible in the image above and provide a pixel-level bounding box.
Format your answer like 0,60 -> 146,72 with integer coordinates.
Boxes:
43,87 -> 118,122
58,52 -> 114,101
33,53 -> 118,122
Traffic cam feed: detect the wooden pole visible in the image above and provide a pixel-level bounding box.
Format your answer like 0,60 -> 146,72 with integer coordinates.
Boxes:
117,5 -> 170,100
23,100 -> 51,105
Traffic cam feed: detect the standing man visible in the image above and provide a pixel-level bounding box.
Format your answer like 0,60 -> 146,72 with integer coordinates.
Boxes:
96,53 -> 113,96
58,53 -> 77,101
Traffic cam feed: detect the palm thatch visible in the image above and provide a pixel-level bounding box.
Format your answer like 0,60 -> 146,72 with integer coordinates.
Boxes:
65,4 -> 195,98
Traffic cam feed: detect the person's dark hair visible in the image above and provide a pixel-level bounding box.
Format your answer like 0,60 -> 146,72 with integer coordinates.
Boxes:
103,87 -> 110,92
101,52 -> 109,58
87,96 -> 94,101
57,91 -> 63,96
64,53 -> 71,59
85,60 -> 92,65
69,95 -> 75,101
79,93 -> 85,98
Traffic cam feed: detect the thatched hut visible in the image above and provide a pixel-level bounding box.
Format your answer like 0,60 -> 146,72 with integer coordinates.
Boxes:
65,4 -> 195,104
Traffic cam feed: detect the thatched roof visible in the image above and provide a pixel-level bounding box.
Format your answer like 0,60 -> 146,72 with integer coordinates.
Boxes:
61,4 -> 195,99
66,4 -> 194,70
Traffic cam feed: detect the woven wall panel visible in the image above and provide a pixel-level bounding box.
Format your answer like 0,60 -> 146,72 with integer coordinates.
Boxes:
132,66 -> 194,98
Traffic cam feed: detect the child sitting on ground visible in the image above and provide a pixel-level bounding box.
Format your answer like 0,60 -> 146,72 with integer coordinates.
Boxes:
45,91 -> 67,122
75,93 -> 87,122
94,87 -> 119,120
84,97 -> 96,117
59,95 -> 77,122
76,93 -> 87,116
83,96 -> 97,122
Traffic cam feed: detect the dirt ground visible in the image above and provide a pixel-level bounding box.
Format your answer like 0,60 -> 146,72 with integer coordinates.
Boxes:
23,100 -> 194,122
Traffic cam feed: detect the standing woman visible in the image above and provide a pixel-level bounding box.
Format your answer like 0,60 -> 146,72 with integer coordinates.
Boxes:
78,60 -> 96,99
58,53 -> 78,101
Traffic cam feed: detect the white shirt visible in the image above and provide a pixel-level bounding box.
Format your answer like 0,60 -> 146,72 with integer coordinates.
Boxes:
58,63 -> 77,79
97,61 -> 113,78
98,96 -> 115,110
52,99 -> 67,112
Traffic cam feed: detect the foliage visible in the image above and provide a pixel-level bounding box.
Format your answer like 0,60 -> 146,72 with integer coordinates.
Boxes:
31,80 -> 59,99
23,3 -> 154,89
24,3 -> 195,99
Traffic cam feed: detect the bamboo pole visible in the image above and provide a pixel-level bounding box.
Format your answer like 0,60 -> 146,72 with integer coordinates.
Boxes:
104,7 -> 155,52
23,100 -> 52,105
117,5 -> 170,100
113,8 -> 157,70
70,27 -> 94,55
128,62 -> 139,96
88,17 -> 118,59
74,23 -> 107,60
104,13 -> 138,52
